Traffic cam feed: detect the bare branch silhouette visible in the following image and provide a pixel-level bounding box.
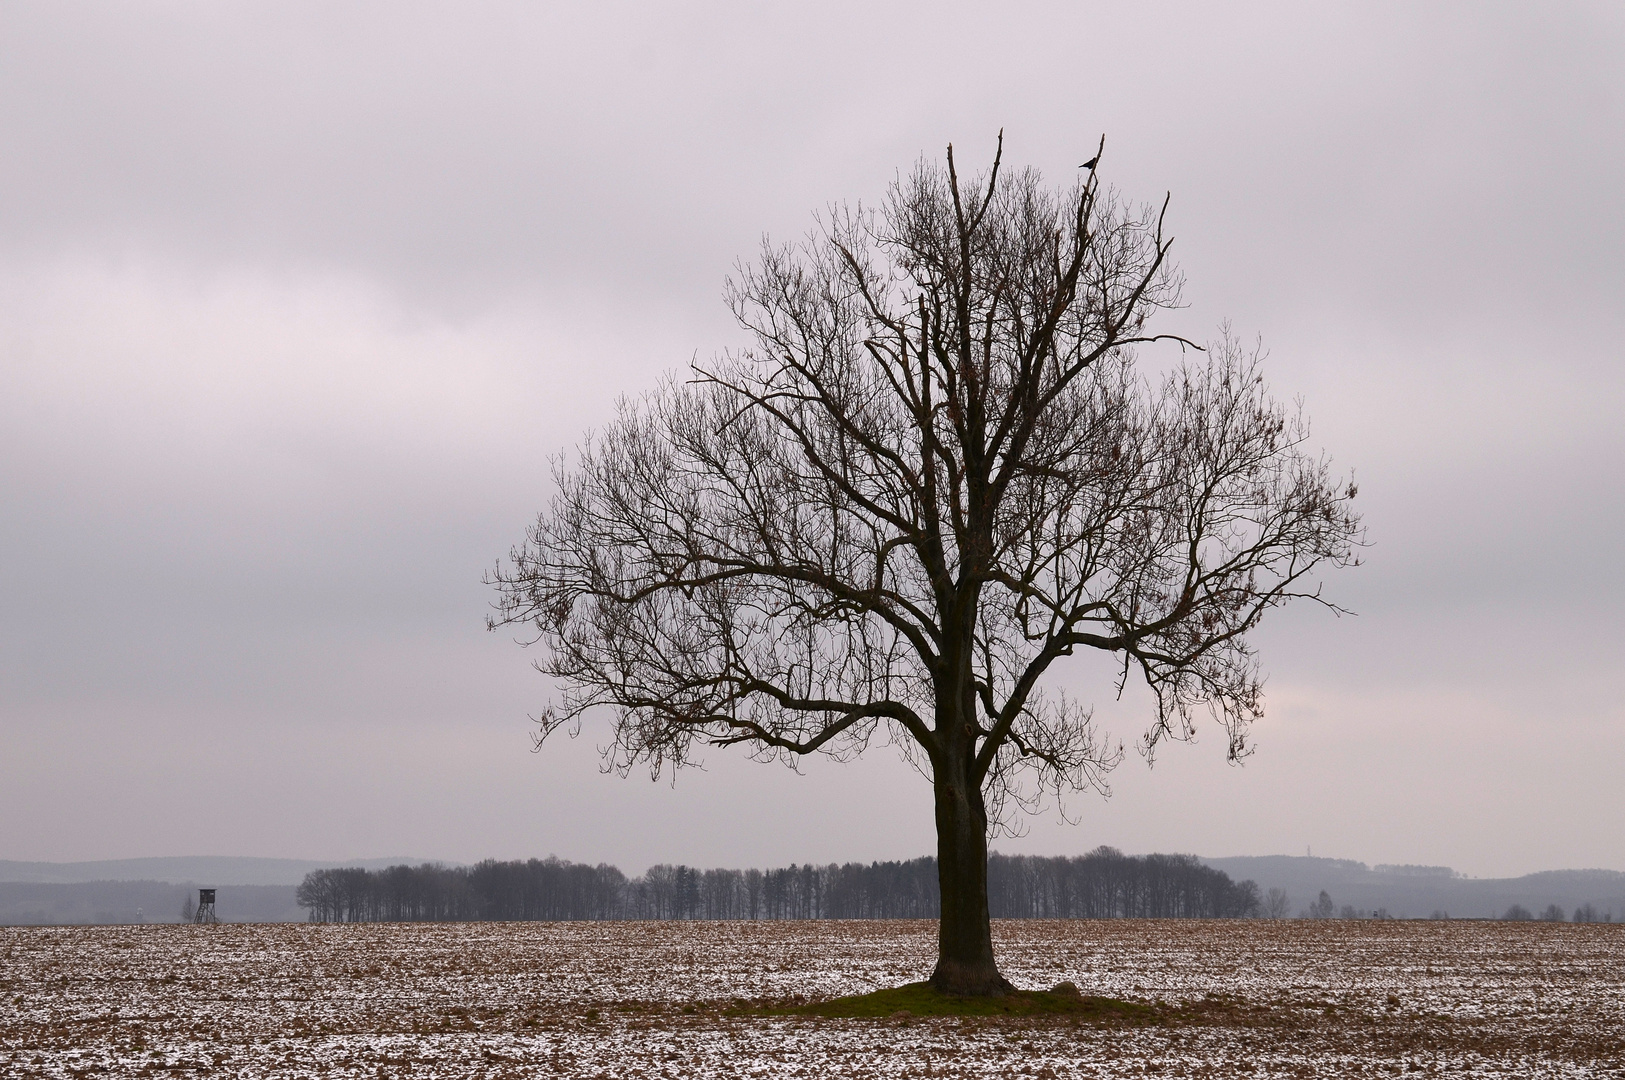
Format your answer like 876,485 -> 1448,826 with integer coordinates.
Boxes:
489,137 -> 1362,994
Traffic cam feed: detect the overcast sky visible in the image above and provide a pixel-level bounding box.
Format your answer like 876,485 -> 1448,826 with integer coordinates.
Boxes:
2,2 -> 1621,879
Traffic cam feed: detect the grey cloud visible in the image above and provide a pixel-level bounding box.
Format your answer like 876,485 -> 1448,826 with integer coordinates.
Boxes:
1,2 -> 1621,877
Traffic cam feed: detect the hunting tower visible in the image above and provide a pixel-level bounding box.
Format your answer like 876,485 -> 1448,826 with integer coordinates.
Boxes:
193,888 -> 218,924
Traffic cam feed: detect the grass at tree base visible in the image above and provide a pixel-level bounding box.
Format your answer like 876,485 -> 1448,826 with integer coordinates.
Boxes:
773,981 -> 1160,1021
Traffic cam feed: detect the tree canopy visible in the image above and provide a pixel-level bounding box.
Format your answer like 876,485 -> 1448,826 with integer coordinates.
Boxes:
490,135 -> 1361,994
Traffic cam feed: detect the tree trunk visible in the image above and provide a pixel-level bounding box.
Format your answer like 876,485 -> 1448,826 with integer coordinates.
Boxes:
929,753 -> 1014,996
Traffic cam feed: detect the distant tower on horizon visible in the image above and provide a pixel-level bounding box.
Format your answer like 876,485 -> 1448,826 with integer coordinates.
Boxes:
193,888 -> 218,924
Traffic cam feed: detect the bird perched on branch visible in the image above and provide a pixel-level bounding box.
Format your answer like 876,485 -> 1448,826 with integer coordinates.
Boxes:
1079,155 -> 1099,170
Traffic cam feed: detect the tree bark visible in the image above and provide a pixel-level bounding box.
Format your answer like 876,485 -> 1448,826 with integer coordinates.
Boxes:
928,742 -> 1014,996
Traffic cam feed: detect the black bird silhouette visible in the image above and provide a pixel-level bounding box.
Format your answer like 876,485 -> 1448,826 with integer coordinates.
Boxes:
1079,156 -> 1099,170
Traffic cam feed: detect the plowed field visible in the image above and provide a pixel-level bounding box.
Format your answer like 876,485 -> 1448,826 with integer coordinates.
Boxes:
3,919 -> 1622,1077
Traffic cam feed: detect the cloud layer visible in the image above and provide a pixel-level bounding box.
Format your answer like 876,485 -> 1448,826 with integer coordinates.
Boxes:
2,2 -> 1621,876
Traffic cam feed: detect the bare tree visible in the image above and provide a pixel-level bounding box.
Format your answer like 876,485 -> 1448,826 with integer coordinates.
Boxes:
489,134 -> 1361,995
1263,887 -> 1291,920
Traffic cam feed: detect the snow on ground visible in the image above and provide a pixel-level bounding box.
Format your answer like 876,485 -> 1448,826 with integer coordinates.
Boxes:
2,919 -> 1621,1077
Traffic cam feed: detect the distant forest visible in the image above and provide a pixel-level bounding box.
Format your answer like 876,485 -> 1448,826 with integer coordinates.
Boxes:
295,848 -> 1261,923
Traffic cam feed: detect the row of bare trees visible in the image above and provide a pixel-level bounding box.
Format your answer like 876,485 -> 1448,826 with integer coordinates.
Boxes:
295,858 -> 941,923
987,848 -> 1259,918
296,849 -> 1259,923
1503,903 -> 1616,922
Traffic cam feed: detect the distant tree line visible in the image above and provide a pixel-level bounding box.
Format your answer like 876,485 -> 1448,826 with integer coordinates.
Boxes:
295,847 -> 1260,924
986,850 -> 1260,919
1300,890 -> 1395,920
1502,903 -> 1614,923
1295,892 -> 1617,923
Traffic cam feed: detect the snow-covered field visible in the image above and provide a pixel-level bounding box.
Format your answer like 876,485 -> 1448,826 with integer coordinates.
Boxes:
3,919 -> 1621,1077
